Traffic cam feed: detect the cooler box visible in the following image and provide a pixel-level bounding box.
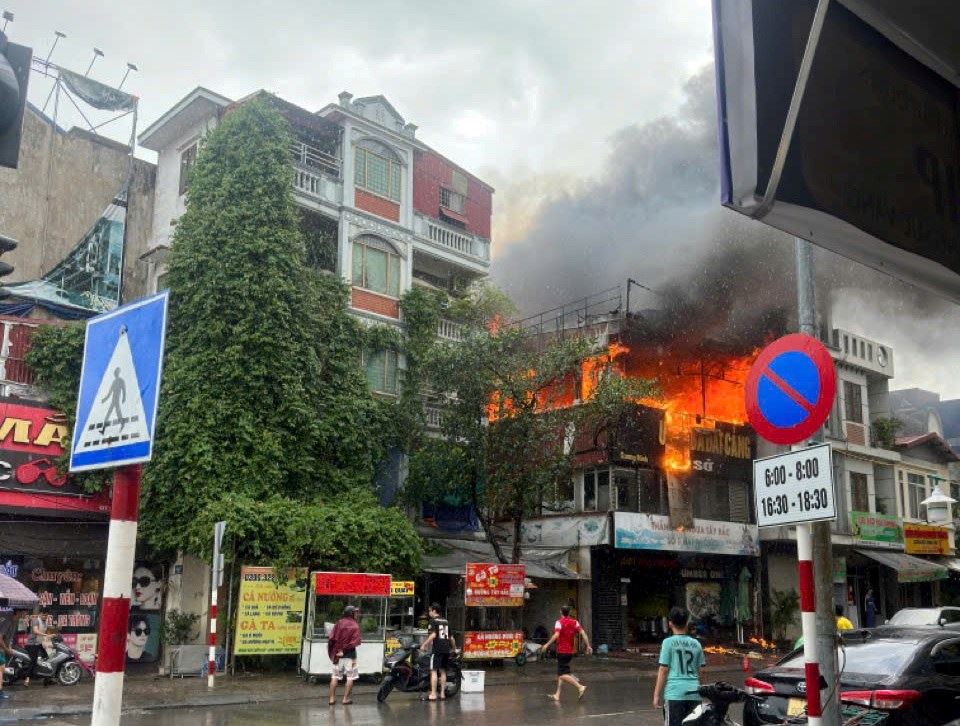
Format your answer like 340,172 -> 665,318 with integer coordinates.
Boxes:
461,669 -> 485,692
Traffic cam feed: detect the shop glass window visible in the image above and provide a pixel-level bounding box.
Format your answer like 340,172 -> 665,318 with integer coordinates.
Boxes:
352,237 -> 402,297
596,468 -> 610,511
582,470 -> 596,511
849,472 -> 870,512
614,469 -> 638,512
639,470 -> 668,515
355,145 -> 402,202
906,473 -> 927,519
843,380 -> 863,423
362,349 -> 399,395
693,479 -> 730,521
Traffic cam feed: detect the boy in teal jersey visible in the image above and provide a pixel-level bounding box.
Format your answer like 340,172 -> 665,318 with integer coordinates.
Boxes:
653,607 -> 705,725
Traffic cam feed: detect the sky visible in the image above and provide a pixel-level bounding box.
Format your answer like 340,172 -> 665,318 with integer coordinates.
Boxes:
7,0 -> 960,399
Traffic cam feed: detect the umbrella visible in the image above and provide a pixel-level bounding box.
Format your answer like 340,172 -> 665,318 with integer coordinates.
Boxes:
737,567 -> 752,623
0,572 -> 38,610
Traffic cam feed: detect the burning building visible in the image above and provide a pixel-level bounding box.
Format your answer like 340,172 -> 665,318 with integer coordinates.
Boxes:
511,289 -> 774,651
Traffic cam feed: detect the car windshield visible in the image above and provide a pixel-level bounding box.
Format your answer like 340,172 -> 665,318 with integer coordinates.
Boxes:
781,639 -> 918,677
888,609 -> 939,625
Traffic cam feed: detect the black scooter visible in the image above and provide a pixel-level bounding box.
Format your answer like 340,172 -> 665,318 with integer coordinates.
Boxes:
377,638 -> 461,702
4,636 -> 84,687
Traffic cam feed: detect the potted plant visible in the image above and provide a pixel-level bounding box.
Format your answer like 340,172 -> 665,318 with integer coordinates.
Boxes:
159,609 -> 201,675
768,589 -> 800,650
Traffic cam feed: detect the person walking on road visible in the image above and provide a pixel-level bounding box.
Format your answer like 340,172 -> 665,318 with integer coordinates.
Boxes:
420,603 -> 458,701
653,607 -> 705,726
542,604 -> 592,701
327,605 -> 362,706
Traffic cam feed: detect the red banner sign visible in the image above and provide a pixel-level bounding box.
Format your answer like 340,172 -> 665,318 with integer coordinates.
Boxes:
463,630 -> 524,659
464,563 -> 525,607
313,571 -> 391,597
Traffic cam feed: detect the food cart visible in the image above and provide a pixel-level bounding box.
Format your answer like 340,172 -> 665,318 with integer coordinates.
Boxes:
300,571 -> 391,682
385,580 -> 418,655
462,563 -> 526,666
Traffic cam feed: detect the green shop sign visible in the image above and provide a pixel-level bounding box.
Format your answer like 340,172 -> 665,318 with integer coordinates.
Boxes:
850,511 -> 902,547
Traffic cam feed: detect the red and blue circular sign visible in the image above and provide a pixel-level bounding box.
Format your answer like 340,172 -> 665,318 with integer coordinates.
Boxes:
745,333 -> 836,445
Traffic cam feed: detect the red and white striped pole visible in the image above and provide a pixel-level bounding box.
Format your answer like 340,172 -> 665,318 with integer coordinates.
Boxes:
797,523 -> 822,726
207,520 -> 226,688
92,465 -> 141,726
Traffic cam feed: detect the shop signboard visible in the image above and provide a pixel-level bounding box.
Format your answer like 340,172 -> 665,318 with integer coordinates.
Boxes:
313,571 -> 391,597
519,514 -> 608,548
573,404 -> 664,468
464,563 -> 525,607
0,398 -> 110,514
833,557 -> 847,584
903,523 -> 950,556
613,513 -> 759,557
127,561 -> 166,663
234,566 -> 308,656
690,423 -> 754,480
850,511 -> 902,548
390,580 -> 415,597
463,630 -> 524,659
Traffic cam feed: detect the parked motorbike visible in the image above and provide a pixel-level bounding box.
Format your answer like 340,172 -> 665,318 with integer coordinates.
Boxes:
682,682 -> 758,726
377,638 -> 461,702
4,636 -> 85,686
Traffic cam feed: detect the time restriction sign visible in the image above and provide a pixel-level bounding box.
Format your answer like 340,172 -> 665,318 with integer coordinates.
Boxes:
753,443 -> 836,527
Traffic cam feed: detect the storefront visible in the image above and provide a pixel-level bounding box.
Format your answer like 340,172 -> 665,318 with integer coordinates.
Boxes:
608,513 -> 760,647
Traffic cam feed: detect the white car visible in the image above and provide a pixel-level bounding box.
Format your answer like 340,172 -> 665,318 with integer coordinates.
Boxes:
886,606 -> 960,628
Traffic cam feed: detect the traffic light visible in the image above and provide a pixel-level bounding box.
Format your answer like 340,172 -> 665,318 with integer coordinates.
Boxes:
0,234 -> 16,299
0,29 -> 31,169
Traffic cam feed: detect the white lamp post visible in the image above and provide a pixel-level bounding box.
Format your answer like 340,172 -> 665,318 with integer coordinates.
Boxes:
921,483 -> 957,525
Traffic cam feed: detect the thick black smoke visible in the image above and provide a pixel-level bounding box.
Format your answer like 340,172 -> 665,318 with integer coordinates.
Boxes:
492,65 -> 960,396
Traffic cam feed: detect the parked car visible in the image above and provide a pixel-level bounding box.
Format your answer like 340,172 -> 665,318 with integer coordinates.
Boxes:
743,627 -> 960,725
886,607 -> 960,628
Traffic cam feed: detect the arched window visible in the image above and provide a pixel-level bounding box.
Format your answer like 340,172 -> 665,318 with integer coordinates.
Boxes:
354,140 -> 402,202
352,235 -> 402,297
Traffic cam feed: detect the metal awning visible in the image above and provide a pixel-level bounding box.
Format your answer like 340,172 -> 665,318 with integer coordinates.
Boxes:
935,557 -> 960,575
421,538 -> 581,580
855,549 -> 948,583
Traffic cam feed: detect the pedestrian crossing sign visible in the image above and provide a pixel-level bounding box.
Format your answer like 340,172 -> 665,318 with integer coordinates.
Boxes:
69,291 -> 169,473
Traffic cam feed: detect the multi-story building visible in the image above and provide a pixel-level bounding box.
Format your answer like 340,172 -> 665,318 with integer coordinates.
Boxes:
137,88 -> 492,401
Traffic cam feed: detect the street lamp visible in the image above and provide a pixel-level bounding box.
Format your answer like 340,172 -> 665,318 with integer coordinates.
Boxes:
921,483 -> 957,525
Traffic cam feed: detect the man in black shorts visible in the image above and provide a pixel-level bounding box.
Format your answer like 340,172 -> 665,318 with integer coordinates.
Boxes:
541,604 -> 592,701
421,603 -> 458,701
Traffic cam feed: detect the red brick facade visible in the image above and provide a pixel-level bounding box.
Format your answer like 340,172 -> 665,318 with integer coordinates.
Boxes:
412,150 -> 492,239
351,287 -> 400,318
355,188 -> 400,222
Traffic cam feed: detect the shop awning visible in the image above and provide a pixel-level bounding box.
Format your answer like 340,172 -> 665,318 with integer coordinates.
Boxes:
855,549 -> 948,583
934,557 -> 960,574
421,538 -> 581,580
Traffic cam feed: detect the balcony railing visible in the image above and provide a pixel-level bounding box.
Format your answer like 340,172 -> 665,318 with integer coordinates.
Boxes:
437,319 -> 464,342
289,141 -> 341,178
414,214 -> 490,262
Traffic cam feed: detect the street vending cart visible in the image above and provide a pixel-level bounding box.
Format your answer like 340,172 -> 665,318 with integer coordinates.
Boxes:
462,562 -> 526,666
300,571 -> 391,682
385,580 -> 417,655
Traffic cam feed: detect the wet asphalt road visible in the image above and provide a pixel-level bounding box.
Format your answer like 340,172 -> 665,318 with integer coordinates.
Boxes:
46,669 -> 747,725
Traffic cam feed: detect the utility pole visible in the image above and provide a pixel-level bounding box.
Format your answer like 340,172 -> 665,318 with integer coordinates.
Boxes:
795,237 -> 839,725
208,521 -> 226,688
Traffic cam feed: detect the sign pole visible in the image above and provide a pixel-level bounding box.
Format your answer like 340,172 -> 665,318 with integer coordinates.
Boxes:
796,523 -> 822,725
91,464 -> 141,726
795,238 -> 839,724
208,521 -> 226,688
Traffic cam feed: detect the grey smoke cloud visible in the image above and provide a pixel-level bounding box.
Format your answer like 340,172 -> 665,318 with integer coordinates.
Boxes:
492,65 -> 960,398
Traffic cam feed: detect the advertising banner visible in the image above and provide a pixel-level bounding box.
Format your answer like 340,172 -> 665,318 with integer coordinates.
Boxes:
463,630 -> 524,659
234,566 -> 308,656
464,563 -> 525,607
390,580 -> 414,597
613,513 -> 759,556
903,523 -> 950,556
850,511 -> 902,548
313,571 -> 391,597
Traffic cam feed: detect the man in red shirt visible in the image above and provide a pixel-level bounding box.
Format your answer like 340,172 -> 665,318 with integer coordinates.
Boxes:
541,604 -> 592,701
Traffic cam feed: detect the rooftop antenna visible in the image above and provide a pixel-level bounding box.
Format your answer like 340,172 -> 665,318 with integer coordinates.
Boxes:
45,30 -> 66,63
2,11 -> 13,33
84,47 -> 103,76
118,62 -> 137,90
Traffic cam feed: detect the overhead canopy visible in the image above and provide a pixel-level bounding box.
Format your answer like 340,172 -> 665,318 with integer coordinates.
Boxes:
422,538 -> 581,580
855,548 -> 948,583
935,557 -> 960,575
0,572 -> 38,610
